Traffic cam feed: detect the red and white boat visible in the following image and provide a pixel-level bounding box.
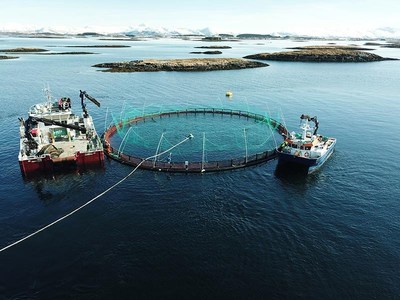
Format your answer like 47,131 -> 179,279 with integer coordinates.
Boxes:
18,88 -> 104,177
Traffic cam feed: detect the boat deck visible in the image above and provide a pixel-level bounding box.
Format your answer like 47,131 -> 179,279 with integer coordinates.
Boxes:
53,139 -> 89,159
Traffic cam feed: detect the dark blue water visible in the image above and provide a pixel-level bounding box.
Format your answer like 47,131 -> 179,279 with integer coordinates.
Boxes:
0,37 -> 399,299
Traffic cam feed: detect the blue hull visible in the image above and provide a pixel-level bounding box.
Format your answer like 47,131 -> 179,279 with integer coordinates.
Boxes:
308,145 -> 335,174
277,143 -> 335,174
278,152 -> 318,167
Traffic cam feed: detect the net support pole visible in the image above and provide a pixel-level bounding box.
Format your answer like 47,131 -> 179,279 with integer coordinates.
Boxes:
266,114 -> 278,149
244,128 -> 248,163
280,108 -> 289,137
119,100 -> 126,123
201,132 -> 205,172
104,107 -> 109,131
117,126 -> 132,155
153,132 -> 164,167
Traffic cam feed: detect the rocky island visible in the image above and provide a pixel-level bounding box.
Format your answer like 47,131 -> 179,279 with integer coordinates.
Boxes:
38,52 -> 96,55
190,50 -> 222,55
244,46 -> 398,62
381,43 -> 400,48
66,45 -> 130,48
364,42 -> 400,48
286,46 -> 374,51
194,46 -> 232,49
0,55 -> 18,60
93,58 -> 268,72
0,47 -> 48,53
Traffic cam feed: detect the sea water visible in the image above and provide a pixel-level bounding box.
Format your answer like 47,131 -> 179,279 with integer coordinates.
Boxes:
0,36 -> 399,298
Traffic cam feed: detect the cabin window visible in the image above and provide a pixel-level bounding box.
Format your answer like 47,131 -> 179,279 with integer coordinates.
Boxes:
51,127 -> 69,142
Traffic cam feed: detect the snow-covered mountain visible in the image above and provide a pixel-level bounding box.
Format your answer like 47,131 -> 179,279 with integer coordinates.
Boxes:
122,24 -> 217,36
0,23 -> 399,39
0,23 -> 219,37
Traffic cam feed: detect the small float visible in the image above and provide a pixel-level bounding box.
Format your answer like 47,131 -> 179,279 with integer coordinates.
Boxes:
277,114 -> 336,174
225,91 -> 233,97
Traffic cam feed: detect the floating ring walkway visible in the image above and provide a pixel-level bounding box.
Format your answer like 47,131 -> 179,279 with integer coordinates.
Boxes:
102,108 -> 288,173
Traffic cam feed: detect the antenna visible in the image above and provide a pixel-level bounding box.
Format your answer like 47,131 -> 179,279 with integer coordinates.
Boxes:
43,84 -> 52,108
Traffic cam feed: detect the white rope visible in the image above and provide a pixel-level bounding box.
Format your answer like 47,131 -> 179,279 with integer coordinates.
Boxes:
0,134 -> 193,253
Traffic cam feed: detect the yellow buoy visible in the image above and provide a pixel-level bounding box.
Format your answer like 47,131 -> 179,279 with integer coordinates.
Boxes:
226,91 -> 233,97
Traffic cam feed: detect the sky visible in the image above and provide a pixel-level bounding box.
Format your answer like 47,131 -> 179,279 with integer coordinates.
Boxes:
1,0 -> 399,37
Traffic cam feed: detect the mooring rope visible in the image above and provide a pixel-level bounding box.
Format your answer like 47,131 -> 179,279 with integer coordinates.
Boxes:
0,134 -> 194,253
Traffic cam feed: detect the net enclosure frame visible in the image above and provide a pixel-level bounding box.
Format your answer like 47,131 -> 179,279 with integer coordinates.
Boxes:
102,108 -> 288,173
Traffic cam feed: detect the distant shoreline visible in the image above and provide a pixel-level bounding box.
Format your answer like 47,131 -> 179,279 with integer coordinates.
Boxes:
65,45 -> 130,48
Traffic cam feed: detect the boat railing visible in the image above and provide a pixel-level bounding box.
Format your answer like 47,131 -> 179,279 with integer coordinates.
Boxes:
29,101 -> 73,117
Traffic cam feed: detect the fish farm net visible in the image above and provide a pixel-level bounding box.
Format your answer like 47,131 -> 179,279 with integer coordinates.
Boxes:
103,103 -> 288,172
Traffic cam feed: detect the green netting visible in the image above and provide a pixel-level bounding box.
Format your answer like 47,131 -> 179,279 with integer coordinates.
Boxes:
105,101 -> 286,164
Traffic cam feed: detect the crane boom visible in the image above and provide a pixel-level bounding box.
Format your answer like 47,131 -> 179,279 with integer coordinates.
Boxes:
29,116 -> 87,134
79,90 -> 101,108
300,114 -> 319,135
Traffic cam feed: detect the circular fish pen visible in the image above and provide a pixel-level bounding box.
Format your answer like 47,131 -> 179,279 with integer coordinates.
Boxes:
103,108 -> 288,173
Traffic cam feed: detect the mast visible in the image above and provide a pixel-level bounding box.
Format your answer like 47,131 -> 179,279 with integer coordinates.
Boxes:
43,85 -> 52,110
300,114 -> 317,139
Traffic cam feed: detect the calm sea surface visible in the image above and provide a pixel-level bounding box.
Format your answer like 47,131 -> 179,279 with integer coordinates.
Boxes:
0,37 -> 399,299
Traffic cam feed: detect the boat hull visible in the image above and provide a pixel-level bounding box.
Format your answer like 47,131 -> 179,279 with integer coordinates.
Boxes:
76,150 -> 104,168
277,152 -> 318,167
19,155 -> 54,175
308,144 -> 335,174
19,150 -> 104,177
277,142 -> 335,174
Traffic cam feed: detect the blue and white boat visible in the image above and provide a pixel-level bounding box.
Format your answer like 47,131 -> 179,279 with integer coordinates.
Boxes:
277,114 -> 336,174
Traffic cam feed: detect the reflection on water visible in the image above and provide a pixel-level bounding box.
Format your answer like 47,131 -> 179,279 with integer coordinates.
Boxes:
274,163 -> 308,179
32,180 -> 54,201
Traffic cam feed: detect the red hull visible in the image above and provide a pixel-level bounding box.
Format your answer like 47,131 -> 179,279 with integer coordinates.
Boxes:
19,150 -> 104,177
76,150 -> 104,168
19,155 -> 54,175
